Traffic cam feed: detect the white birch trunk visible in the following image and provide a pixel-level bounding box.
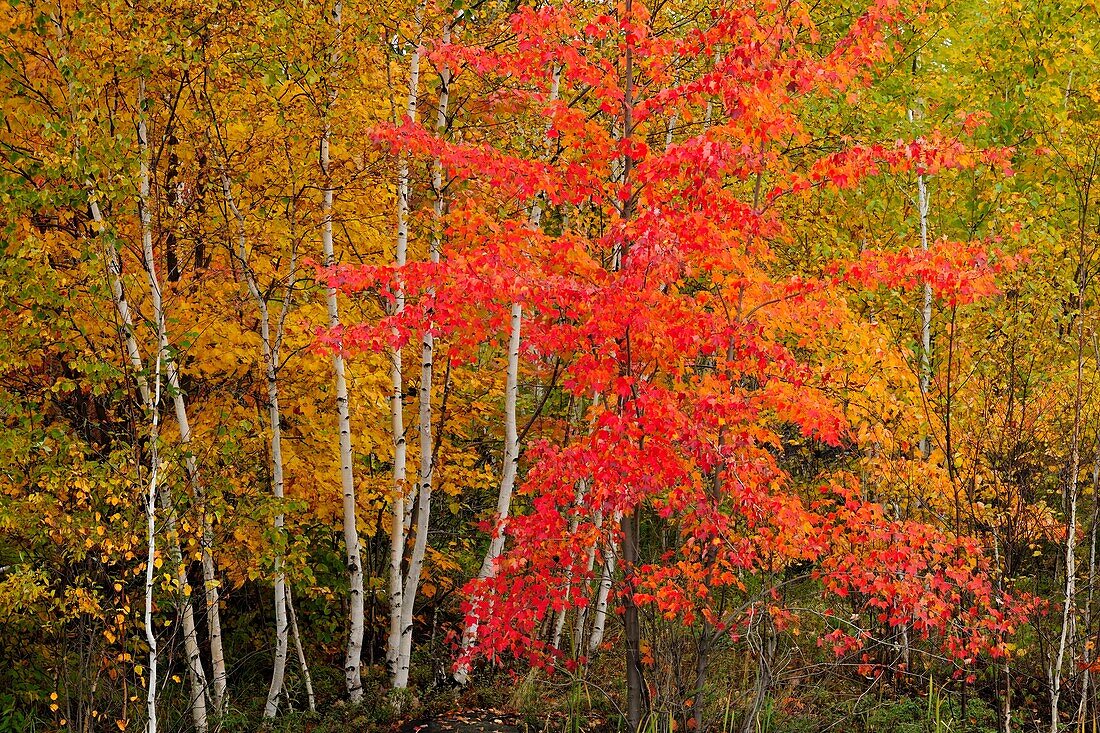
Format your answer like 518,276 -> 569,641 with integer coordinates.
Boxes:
158,488 -> 210,733
387,18 -> 422,685
570,521 -> 599,653
1081,447 -> 1100,726
142,340 -> 163,733
554,397 -> 590,652
573,553 -> 599,652
918,171 -> 931,391
286,585 -> 316,713
551,594 -> 569,652
99,209 -> 201,733
1050,286 -> 1087,733
221,174 -> 291,718
137,76 -> 228,720
159,304 -> 226,717
587,518 -> 618,654
387,351 -> 408,679
136,62 -> 226,716
142,484 -> 158,733
387,345 -> 408,678
143,96 -> 226,710
454,302 -> 521,684
138,83 -> 210,733
551,506 -> 581,651
455,66 -> 559,684
98,202 -> 200,733
1051,467 -> 1078,733
261,313 -> 290,720
917,176 -> 932,459
91,176 -> 173,733
164,364 -> 226,713
56,32 -> 214,727
392,16 -> 451,691
905,108 -> 933,459
552,479 -> 593,653
318,0 -> 365,702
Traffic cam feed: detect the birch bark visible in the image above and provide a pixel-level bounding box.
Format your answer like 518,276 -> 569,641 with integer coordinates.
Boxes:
138,81 -> 210,733
587,518 -> 618,654
393,15 -> 452,690
1050,271 -> 1087,733
286,585 -> 317,713
142,301 -> 163,733
100,186 -> 208,732
908,107 -> 933,460
94,166 -> 212,733
455,64 -> 559,683
221,173 -> 294,718
317,0 -> 366,701
387,14 -> 421,684
1049,78 -> 1088,730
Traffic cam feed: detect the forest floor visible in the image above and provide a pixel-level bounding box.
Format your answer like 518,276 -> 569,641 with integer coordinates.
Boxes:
399,709 -> 525,733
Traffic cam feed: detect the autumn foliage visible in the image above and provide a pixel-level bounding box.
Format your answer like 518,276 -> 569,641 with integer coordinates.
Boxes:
318,0 -> 1030,714
2,0 -> 1099,729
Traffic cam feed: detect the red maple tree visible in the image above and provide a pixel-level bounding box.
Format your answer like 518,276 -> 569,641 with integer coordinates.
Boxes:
323,0 -> 1030,726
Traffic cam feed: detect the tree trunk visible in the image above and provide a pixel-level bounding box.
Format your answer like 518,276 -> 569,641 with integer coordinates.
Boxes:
141,70 -> 227,718
318,0 -> 366,702
917,166 -> 932,460
552,475 -> 588,652
692,625 -> 712,733
162,290 -> 226,718
93,169 -> 177,733
286,585 -> 317,714
142,318 -> 163,733
158,490 -> 210,733
142,474 -> 159,733
1078,448 -> 1100,728
741,611 -> 777,733
259,302 -> 290,719
1050,278 -> 1087,733
588,517 -> 618,654
622,506 -> 647,732
221,173 -> 293,718
393,16 -> 452,690
455,64 -> 558,683
905,104 -> 933,462
455,301 -> 522,684
387,14 -> 421,685
569,509 -> 600,654
138,82 -> 210,733
77,63 -> 208,733
481,301 -> 522,574
585,510 -> 620,651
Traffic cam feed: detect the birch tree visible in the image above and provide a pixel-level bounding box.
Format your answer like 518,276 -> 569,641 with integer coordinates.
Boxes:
220,169 -> 300,717
386,13 -> 422,688
50,20 -> 219,727
141,351 -> 161,733
317,0 -> 367,702
137,81 -> 211,733
455,64 -> 559,684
